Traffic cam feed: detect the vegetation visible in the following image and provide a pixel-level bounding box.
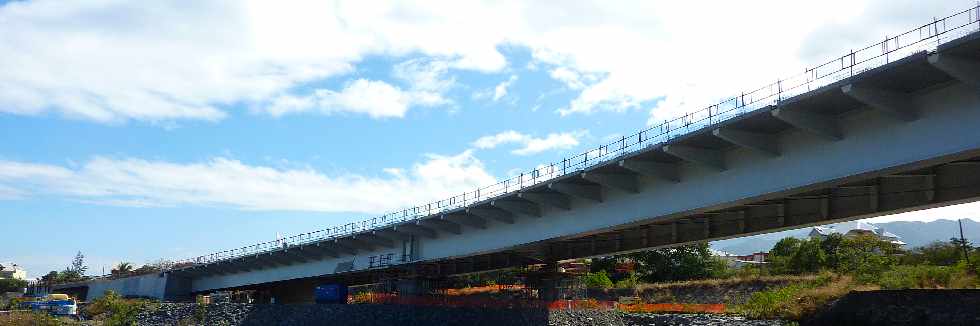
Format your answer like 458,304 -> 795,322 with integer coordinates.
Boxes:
583,230 -> 977,321
85,290 -> 156,326
580,270 -> 614,288
111,262 -> 134,276
738,273 -> 875,320
0,311 -> 76,326
732,233 -> 979,320
39,251 -> 90,285
0,277 -> 28,293
590,242 -> 732,286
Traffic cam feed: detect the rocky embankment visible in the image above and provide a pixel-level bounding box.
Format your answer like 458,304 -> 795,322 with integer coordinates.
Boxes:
136,303 -> 785,326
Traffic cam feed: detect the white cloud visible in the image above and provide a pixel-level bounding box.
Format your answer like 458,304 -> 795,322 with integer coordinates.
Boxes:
549,67 -> 587,90
265,79 -> 448,118
472,130 -> 586,155
493,75 -> 518,101
472,130 -> 528,149
0,0 -> 967,124
513,132 -> 583,155
0,152 -> 496,214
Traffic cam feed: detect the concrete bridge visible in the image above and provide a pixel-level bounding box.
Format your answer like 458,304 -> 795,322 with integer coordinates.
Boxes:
56,9 -> 980,302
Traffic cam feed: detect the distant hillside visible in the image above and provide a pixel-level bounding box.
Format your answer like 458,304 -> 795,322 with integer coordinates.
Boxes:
711,219 -> 980,255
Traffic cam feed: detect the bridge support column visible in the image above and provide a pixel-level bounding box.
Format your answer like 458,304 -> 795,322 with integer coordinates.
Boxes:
528,261 -> 568,301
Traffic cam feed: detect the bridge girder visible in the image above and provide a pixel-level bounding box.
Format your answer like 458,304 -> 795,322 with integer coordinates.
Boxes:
771,107 -> 842,141
517,192 -> 570,210
662,144 -> 726,171
712,128 -> 780,157
392,224 -> 438,239
582,171 -> 639,193
548,181 -> 602,202
618,159 -> 679,183
466,206 -> 516,224
841,84 -> 918,122
441,212 -> 487,229
928,53 -> 980,90
490,199 -> 541,217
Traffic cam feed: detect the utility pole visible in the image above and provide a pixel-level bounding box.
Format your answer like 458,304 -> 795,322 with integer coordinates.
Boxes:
959,218 -> 971,264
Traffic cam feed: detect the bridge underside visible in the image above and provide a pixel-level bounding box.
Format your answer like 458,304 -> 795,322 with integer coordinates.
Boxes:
170,32 -> 980,296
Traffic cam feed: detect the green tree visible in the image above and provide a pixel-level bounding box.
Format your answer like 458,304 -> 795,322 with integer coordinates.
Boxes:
768,237 -> 803,274
789,238 -> 827,274
0,278 -> 28,293
60,251 -> 88,282
836,234 -> 900,282
901,240 -> 963,266
628,242 -> 729,282
581,270 -> 613,288
111,262 -> 134,276
819,233 -> 845,269
39,271 -> 60,285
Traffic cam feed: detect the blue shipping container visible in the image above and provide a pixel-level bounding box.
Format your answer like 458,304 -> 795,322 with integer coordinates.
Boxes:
314,284 -> 348,304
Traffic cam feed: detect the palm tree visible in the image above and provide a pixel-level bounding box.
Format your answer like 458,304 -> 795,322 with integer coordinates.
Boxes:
111,262 -> 134,276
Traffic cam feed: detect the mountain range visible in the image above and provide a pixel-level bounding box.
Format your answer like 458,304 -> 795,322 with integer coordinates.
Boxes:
710,219 -> 980,255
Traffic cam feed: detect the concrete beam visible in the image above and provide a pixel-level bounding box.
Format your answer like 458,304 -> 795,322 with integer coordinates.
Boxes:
581,172 -> 638,193
518,192 -> 571,210
441,213 -> 487,229
373,229 -> 411,242
354,234 -> 396,248
928,53 -> 980,90
393,224 -> 438,239
466,207 -> 515,224
618,159 -> 679,182
548,182 -> 602,202
256,254 -> 287,268
712,128 -> 780,156
338,237 -> 376,251
772,108 -> 842,141
841,84 -> 918,121
329,240 -> 359,255
491,199 -> 542,217
663,144 -> 725,171
420,218 -> 462,235
212,263 -> 238,276
309,242 -> 340,258
278,249 -> 310,264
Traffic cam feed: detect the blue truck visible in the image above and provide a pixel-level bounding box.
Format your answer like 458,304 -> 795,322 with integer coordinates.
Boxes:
20,294 -> 79,318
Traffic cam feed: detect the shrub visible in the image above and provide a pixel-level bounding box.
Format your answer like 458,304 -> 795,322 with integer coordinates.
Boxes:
85,290 -> 152,325
878,263 -> 979,289
836,234 -> 900,282
582,270 -> 613,288
0,278 -> 28,293
0,311 -> 65,326
614,272 -> 640,289
738,273 -> 865,320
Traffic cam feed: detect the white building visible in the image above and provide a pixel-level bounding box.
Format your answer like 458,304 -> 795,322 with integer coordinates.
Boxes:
0,262 -> 27,280
808,222 -> 906,246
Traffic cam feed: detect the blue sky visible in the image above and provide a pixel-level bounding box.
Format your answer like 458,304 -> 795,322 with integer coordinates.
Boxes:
0,0 -> 974,278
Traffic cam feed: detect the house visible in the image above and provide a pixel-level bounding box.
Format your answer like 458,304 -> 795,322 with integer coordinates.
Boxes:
0,262 -> 27,280
808,226 -> 841,239
846,221 -> 906,245
713,250 -> 768,268
808,222 -> 906,246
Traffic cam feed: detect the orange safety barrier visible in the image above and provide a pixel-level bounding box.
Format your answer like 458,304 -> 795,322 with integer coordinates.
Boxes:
350,293 -> 618,311
618,303 -> 726,314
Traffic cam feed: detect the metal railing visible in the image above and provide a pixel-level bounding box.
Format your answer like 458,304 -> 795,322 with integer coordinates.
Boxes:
163,6 -> 980,271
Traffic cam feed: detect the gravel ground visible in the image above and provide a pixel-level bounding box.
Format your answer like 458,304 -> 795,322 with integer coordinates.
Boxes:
137,303 -> 786,326
621,313 -> 787,326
